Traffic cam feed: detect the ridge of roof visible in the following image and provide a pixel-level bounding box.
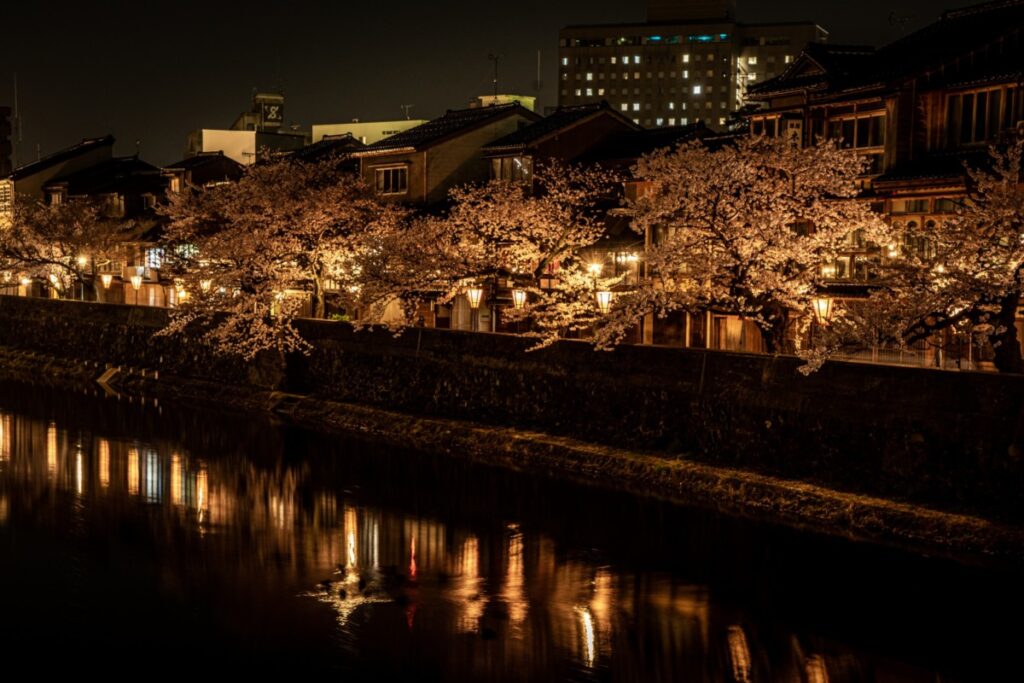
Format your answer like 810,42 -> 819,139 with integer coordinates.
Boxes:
356,104 -> 540,155
10,135 -> 115,180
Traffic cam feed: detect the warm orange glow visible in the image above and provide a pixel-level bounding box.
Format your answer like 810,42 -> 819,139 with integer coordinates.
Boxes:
129,275 -> 143,291
0,414 -> 10,462
812,297 -> 834,325
595,290 -> 613,314
196,467 -> 208,519
576,606 -> 596,667
806,655 -> 830,683
170,454 -> 183,506
98,439 -> 110,488
127,448 -> 140,496
512,288 -> 527,310
200,279 -> 212,293
100,273 -> 113,289
587,262 -> 603,277
728,626 -> 752,682
47,423 -> 58,478
466,287 -> 484,309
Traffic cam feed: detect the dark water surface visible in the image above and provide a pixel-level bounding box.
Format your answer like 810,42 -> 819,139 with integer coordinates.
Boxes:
0,381 -> 1018,680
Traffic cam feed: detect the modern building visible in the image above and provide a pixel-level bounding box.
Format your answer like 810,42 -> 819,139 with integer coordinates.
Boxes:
310,120 -> 427,146
353,103 -> 541,205
558,0 -> 826,130
186,92 -> 308,165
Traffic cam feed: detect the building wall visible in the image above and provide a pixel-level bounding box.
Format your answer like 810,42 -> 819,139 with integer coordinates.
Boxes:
424,117 -> 525,203
311,120 -> 427,145
528,111 -> 638,161
360,150 -> 427,203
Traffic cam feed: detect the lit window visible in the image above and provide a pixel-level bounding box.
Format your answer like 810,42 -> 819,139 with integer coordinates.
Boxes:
146,248 -> 164,270
668,117 -> 676,125
621,103 -> 628,111
719,117 -> 727,126
693,85 -> 702,95
634,55 -> 641,63
785,55 -> 792,63
656,117 -> 664,126
491,156 -> 534,183
748,73 -> 757,81
721,102 -> 727,109
561,57 -> 568,66
586,88 -> 593,96
747,56 -> 757,65
681,117 -> 688,124
683,54 -> 690,63
575,89 -> 582,96
683,70 -> 689,78
374,167 -> 408,195
598,88 -> 605,96
634,72 -> 640,79
632,102 -> 640,111
611,56 -> 618,64
586,72 -> 593,81
623,56 -> 630,65
668,102 -> 675,110
633,118 -> 640,124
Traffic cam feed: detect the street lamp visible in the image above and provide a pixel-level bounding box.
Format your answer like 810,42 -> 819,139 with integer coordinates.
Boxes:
587,262 -> 604,278
595,290 -> 613,315
466,286 -> 484,332
100,274 -> 113,289
130,274 -> 143,306
200,279 -> 212,294
812,296 -> 834,326
512,289 -> 527,310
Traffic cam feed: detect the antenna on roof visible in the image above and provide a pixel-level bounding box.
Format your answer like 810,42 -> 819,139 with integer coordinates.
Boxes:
534,49 -> 543,94
488,53 -> 501,98
400,104 -> 414,120
135,140 -> 141,157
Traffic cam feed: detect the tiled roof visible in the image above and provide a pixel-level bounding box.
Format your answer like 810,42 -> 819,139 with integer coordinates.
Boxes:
43,156 -> 162,195
164,152 -> 233,171
10,135 -> 114,180
577,123 -> 709,165
291,133 -> 365,162
751,1 -> 1024,98
873,150 -> 991,185
482,102 -> 639,154
356,104 -> 540,155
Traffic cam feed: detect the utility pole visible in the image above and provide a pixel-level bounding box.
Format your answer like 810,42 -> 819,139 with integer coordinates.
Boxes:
400,104 -> 414,120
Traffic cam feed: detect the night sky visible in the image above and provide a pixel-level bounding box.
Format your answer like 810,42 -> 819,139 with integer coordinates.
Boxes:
1,1 -> 961,165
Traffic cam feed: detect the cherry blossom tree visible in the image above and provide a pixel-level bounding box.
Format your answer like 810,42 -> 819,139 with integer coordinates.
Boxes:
158,156 -> 405,359
852,139 -> 1024,373
438,161 -> 621,343
0,196 -> 119,299
597,136 -> 892,353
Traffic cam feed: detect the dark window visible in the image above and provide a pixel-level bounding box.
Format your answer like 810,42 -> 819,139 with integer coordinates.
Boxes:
374,167 -> 408,195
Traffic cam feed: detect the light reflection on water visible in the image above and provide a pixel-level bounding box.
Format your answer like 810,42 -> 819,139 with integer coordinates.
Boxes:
0,389 -> 1020,680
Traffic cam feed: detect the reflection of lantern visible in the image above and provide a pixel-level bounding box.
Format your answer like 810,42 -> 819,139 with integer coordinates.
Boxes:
200,279 -> 212,293
129,275 -> 143,291
812,297 -> 834,325
596,290 -> 613,314
512,289 -> 527,310
466,287 -> 484,309
100,274 -> 113,289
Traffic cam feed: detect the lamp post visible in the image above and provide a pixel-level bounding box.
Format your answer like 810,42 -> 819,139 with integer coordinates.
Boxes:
595,290 -> 613,315
466,286 -> 483,332
511,289 -> 527,311
809,296 -> 834,350
130,274 -> 143,306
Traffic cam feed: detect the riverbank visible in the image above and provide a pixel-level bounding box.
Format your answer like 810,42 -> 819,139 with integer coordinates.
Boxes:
0,342 -> 1020,566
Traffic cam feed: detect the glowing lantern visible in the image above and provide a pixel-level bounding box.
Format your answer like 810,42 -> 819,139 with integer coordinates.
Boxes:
587,263 -> 604,277
512,289 -> 527,310
100,274 -> 113,289
129,275 -> 143,291
200,279 -> 212,293
812,297 -> 834,325
595,290 -> 613,314
466,287 -> 484,309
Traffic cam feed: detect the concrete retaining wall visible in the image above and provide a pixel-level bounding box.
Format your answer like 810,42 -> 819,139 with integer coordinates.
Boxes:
1,294 -> 1021,521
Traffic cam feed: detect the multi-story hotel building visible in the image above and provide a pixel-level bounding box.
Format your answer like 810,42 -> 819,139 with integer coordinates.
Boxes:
558,0 -> 826,130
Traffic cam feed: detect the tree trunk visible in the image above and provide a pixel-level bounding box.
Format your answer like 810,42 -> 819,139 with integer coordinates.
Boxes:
993,291 -> 1023,374
312,279 -> 326,319
762,306 -> 789,355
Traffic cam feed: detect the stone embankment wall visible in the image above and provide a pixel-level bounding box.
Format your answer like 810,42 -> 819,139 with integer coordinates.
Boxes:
1,295 -> 1022,522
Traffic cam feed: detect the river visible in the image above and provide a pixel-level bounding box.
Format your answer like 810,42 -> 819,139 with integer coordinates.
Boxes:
0,381 -> 1018,680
